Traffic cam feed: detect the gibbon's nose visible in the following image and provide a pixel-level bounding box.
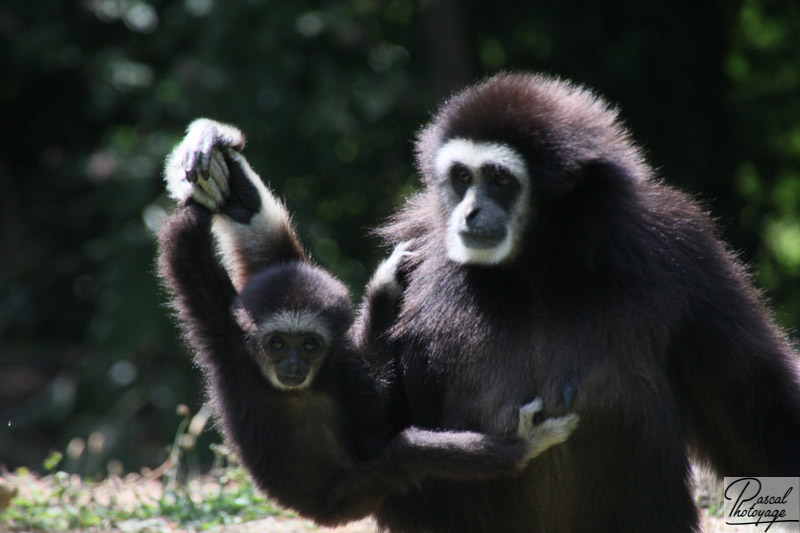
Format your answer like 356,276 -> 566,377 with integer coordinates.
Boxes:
285,356 -> 302,377
465,205 -> 480,224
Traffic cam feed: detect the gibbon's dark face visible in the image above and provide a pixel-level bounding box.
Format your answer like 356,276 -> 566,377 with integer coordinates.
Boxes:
233,262 -> 354,391
245,307 -> 335,391
434,138 -> 530,265
258,322 -> 328,390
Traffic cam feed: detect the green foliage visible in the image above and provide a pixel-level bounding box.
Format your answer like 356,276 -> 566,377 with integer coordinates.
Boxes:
0,0 -> 798,474
43,451 -> 64,473
0,463 -> 285,532
0,408 -> 285,532
723,0 -> 800,322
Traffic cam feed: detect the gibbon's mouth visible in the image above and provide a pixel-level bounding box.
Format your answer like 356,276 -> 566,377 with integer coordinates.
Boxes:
276,374 -> 308,388
458,229 -> 506,250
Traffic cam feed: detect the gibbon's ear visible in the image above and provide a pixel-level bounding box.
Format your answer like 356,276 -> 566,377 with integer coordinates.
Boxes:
560,159 -> 636,198
562,162 -> 590,195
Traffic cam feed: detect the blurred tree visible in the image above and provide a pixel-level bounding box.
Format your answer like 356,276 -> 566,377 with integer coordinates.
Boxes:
0,0 -> 797,474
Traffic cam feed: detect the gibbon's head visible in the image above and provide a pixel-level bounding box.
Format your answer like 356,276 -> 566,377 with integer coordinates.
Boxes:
414,72 -> 647,266
233,263 -> 353,391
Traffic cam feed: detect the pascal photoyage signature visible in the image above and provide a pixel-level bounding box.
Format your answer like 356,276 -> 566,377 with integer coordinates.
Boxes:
725,478 -> 796,531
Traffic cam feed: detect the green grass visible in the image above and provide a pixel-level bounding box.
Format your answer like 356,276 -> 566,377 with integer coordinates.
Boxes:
1,466 -> 286,532
0,407 -> 293,532
1,405 -> 730,532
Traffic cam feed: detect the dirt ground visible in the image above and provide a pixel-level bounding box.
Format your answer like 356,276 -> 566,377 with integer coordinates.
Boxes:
215,516 -> 377,533
80,510 -> 756,533
0,467 -> 771,533
216,509 -> 745,533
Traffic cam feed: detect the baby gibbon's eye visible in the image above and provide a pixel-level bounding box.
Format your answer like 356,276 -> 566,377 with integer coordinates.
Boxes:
267,335 -> 285,352
303,336 -> 323,357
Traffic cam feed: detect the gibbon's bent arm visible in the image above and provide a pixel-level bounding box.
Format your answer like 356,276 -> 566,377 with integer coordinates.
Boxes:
315,399 -> 579,525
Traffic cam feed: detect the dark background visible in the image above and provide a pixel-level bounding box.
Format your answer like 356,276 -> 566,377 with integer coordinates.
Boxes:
1,0 -> 798,476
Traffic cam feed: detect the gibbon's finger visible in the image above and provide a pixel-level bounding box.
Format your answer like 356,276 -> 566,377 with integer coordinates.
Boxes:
198,175 -> 224,205
517,398 -> 543,437
209,150 -> 230,197
191,186 -> 219,212
183,167 -> 198,185
196,129 -> 219,178
524,413 -> 579,460
182,146 -> 205,184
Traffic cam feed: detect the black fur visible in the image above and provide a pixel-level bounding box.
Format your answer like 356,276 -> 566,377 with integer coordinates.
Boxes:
373,72 -> 800,533
156,132 -> 579,526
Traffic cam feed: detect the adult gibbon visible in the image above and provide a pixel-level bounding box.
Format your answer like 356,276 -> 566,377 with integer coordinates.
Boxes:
369,72 -> 800,533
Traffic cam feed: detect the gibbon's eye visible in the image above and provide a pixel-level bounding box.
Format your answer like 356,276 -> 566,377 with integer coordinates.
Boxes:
485,165 -> 514,188
450,164 -> 472,186
303,336 -> 321,354
267,335 -> 285,352
494,174 -> 510,187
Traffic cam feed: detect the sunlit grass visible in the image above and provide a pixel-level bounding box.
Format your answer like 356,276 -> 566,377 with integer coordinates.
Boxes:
0,406 -> 290,532
1,464 -> 287,532
0,406 -> 757,532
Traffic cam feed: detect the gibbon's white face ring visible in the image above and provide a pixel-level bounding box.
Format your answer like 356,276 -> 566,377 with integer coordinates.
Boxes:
435,138 -> 529,181
435,138 -> 531,265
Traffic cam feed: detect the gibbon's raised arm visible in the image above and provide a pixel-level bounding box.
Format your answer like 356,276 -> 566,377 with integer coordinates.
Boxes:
164,118 -> 307,291
157,203 -> 241,368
